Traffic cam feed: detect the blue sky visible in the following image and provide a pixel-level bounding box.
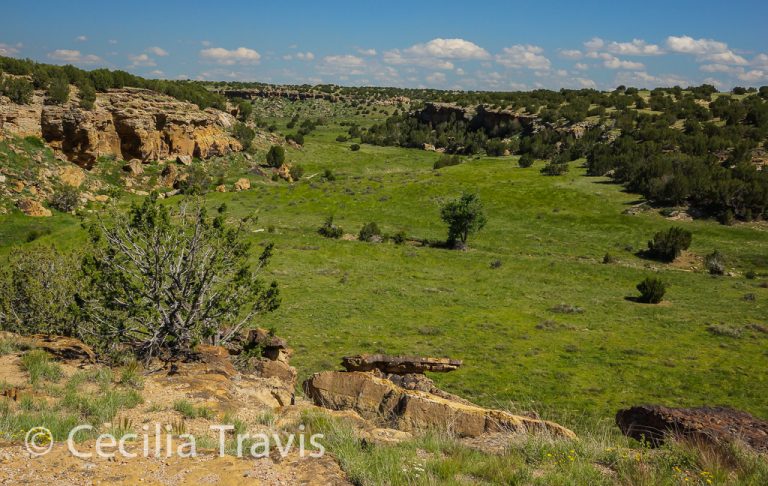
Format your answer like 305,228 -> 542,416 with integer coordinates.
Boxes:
2,0 -> 767,90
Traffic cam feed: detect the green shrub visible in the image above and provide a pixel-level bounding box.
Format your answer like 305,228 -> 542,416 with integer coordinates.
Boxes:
286,132 -> 304,145
232,122 -> 255,150
322,168 -> 336,181
0,246 -> 79,336
745,270 -> 757,280
705,250 -> 726,275
318,216 -> 343,239
266,145 -> 285,168
21,350 -> 63,384
602,253 -> 615,264
392,230 -> 407,245
47,76 -> 69,105
647,227 -> 692,262
433,154 -> 462,170
636,277 -> 668,304
518,153 -> 534,168
358,222 -> 382,242
289,164 -> 305,181
1,76 -> 34,104
49,186 -> 80,213
177,165 -> 211,195
350,144 -> 360,152
76,80 -> 96,110
540,161 -> 569,175
335,135 -> 348,142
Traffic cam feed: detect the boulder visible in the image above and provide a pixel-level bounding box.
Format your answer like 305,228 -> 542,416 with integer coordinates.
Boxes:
161,163 -> 179,187
234,177 -> 250,191
616,405 -> 768,453
12,181 -> 24,193
123,158 -> 144,176
341,354 -> 462,374
176,154 -> 193,166
16,198 -> 51,217
250,357 -> 297,388
277,163 -> 293,182
303,371 -> 575,439
58,165 -> 85,187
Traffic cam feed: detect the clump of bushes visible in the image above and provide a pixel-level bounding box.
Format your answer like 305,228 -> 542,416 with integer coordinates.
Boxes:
602,253 -> 616,264
358,222 -> 382,242
1,76 -> 34,104
705,250 -> 726,275
433,154 -> 462,170
440,193 -> 487,248
232,123 -> 255,150
636,277 -> 667,304
647,227 -> 692,262
350,144 -> 360,152
322,169 -> 336,181
318,216 -> 343,239
540,160 -> 569,175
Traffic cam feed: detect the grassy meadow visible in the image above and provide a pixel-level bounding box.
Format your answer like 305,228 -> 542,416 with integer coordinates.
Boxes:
1,108 -> 767,432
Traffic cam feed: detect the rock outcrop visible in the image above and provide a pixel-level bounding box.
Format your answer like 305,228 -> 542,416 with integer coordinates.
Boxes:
16,198 -> 51,217
303,370 -> 575,439
342,354 -> 462,374
1,87 -> 241,167
416,102 -> 539,134
616,405 -> 768,453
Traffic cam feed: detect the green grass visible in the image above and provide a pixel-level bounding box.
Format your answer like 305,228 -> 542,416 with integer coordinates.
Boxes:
20,350 -> 63,384
172,399 -> 214,419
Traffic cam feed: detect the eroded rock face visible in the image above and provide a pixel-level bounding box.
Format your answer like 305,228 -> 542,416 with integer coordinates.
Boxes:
16,198 -> 51,217
303,370 -> 575,439
1,88 -> 241,167
616,405 -> 768,453
342,354 -> 462,374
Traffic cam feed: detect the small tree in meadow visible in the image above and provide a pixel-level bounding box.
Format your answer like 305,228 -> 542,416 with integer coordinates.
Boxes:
647,227 -> 692,262
440,193 -> 487,248
636,277 -> 667,304
266,146 -> 285,168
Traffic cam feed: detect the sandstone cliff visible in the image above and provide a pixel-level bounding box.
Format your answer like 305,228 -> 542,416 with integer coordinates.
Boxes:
0,87 -> 241,167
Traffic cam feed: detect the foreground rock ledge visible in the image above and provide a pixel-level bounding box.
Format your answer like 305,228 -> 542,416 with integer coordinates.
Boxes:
303,370 -> 575,439
342,353 -> 462,374
616,405 -> 768,453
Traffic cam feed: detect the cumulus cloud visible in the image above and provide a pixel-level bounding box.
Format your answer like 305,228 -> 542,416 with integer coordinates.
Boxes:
574,62 -> 589,71
357,48 -> 377,56
425,72 -> 447,84
296,51 -> 314,61
605,39 -> 663,56
383,38 -> 489,70
75,35 -> 88,42
48,49 -> 101,64
700,64 -> 743,75
583,37 -> 605,51
666,35 -> 747,65
146,46 -> 168,57
575,77 -> 597,88
738,70 -> 768,82
615,70 -> 688,88
495,44 -> 551,70
600,54 -> 645,70
0,43 -> 21,57
128,53 -> 156,67
559,49 -> 583,59
200,47 -> 261,65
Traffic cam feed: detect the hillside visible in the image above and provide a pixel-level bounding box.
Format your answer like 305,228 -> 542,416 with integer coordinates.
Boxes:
1,60 -> 768,485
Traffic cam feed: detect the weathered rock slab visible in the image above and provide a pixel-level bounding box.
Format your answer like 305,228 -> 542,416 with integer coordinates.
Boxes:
341,354 -> 462,374
616,405 -> 768,453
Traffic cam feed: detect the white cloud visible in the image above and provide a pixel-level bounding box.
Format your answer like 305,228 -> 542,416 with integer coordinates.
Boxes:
47,49 -> 102,64
0,43 -> 21,57
666,35 -> 747,65
146,46 -> 168,57
559,49 -> 583,59
323,54 -> 365,67
615,70 -> 688,88
575,77 -> 597,88
700,64 -> 744,75
383,38 -> 489,70
75,35 -> 87,42
108,39 -> 118,45
455,67 -> 465,76
357,48 -> 377,56
584,37 -> 605,51
574,62 -> 589,71
200,47 -> 261,65
738,70 -> 768,82
149,70 -> 164,76
601,54 -> 645,70
495,44 -> 551,70
605,39 -> 663,56
296,51 -> 314,61
752,53 -> 768,68
425,72 -> 446,84
128,53 -> 156,67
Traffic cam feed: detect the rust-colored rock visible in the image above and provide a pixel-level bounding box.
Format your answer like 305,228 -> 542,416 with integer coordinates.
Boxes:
616,405 -> 768,453
303,371 -> 575,439
16,198 -> 51,217
277,163 -> 293,182
29,334 -> 96,363
234,177 -> 250,191
250,357 -> 298,388
341,354 -> 462,374
58,165 -> 85,187
123,158 -> 144,176
175,154 -> 193,166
